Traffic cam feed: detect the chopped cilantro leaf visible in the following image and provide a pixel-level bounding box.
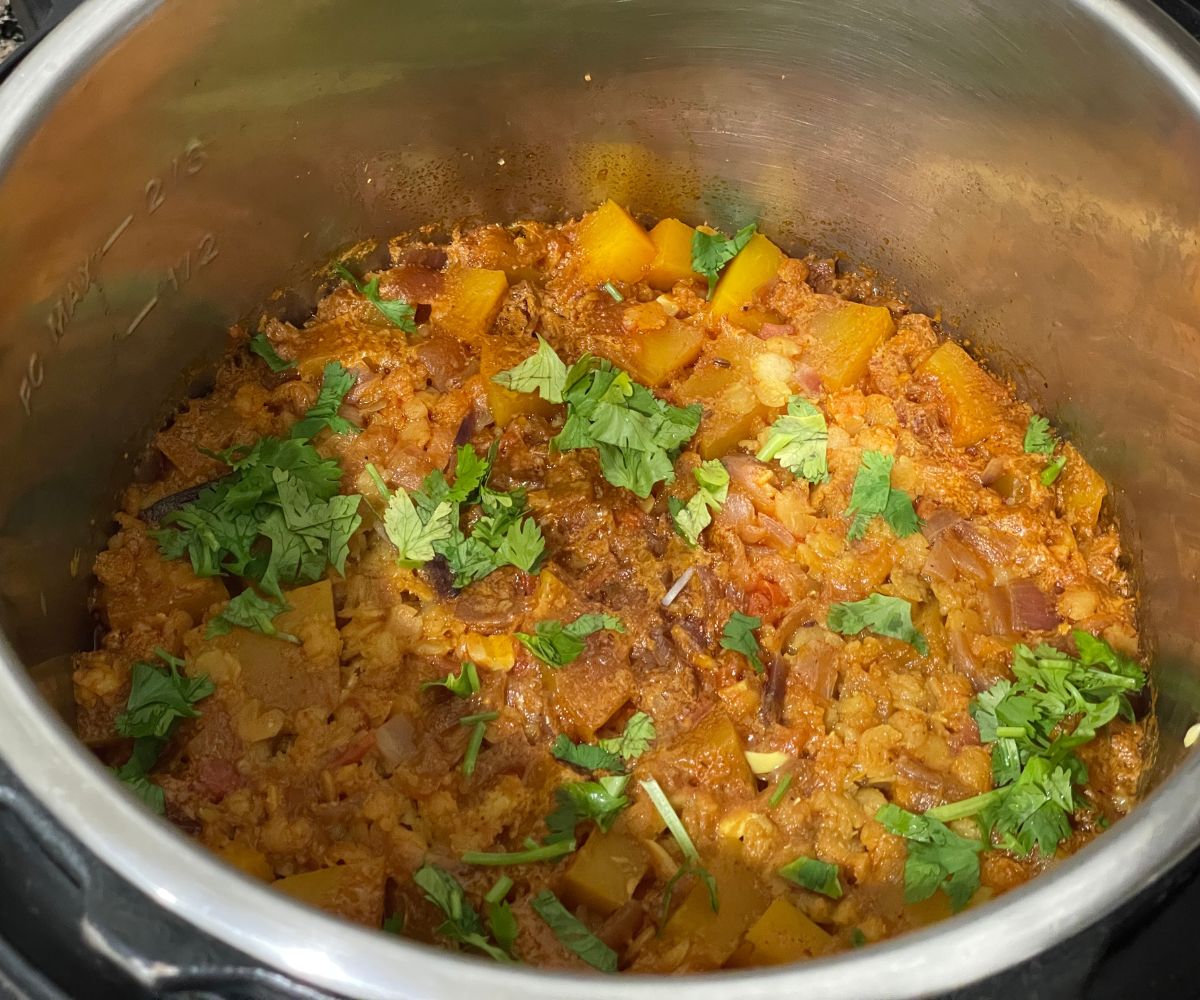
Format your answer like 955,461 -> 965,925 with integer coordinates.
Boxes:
290,361 -> 360,440
491,334 -> 568,403
691,223 -> 757,298
206,589 -> 297,642
845,450 -> 920,541
516,613 -> 625,668
851,928 -> 868,948
333,261 -> 417,333
827,593 -> 928,655
757,396 -> 829,483
421,661 -> 480,698
383,487 -> 454,567
979,755 -> 1075,858
249,333 -> 295,372
875,803 -> 982,911
778,856 -> 843,899
530,890 -> 618,973
598,711 -> 657,763
381,912 -> 404,935
1023,415 -> 1056,456
112,737 -> 167,814
115,648 -> 214,740
545,775 -> 631,843
668,459 -> 729,546
412,863 -> 513,963
496,342 -> 701,498
1040,455 -> 1066,486
552,734 -> 626,774
720,611 -> 764,673
154,436 -> 362,599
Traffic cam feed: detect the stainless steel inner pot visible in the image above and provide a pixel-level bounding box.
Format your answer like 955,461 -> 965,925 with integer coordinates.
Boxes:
1,1 -> 1199,997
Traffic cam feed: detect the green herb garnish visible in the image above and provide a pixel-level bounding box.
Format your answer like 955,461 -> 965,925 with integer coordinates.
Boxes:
551,735 -> 627,774
290,360 -> 360,440
422,661 -> 481,698
112,736 -> 168,814
778,856 -> 843,899
668,459 -> 729,546
757,396 -> 829,483
827,593 -> 928,655
691,223 -> 757,298
1023,415 -> 1056,455
875,803 -> 982,912
1040,455 -> 1066,486
545,775 -> 631,843
640,778 -> 719,915
720,611 -> 764,673
600,281 -> 624,302
206,590 -> 297,642
333,261 -> 417,333
598,711 -> 657,763
845,450 -> 920,541
412,864 -> 514,962
516,614 -> 625,668
462,839 -> 577,866
768,773 -> 793,808
153,435 -> 362,599
493,341 -> 702,498
115,648 -> 214,740
460,710 -> 498,776
381,912 -> 404,935
484,877 -> 518,959
248,333 -> 295,373
530,890 -> 618,972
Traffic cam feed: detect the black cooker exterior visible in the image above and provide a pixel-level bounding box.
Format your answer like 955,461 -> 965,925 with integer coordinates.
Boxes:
1,2 -> 1198,997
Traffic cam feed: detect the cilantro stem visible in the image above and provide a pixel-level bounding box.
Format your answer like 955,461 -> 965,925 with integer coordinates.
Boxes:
364,461 -> 392,500
462,720 -> 488,776
640,779 -> 698,863
462,840 -> 577,866
768,773 -> 793,808
485,876 -> 514,903
925,789 -> 1004,823
600,281 -> 624,302
995,726 -> 1027,739
460,710 -> 500,726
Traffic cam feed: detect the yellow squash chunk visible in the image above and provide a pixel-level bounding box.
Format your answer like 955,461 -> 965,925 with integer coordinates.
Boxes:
646,218 -> 699,290
674,709 -> 756,795
1057,444 -> 1107,531
561,830 -> 650,915
676,361 -> 772,460
573,199 -> 656,284
217,841 -> 274,882
654,860 -> 767,970
805,301 -> 895,391
623,318 -> 706,387
207,579 -> 340,715
432,267 -> 509,344
462,632 -> 515,672
709,234 -> 786,329
731,897 -> 834,966
917,341 -> 1005,446
273,860 -> 385,927
481,336 -> 559,427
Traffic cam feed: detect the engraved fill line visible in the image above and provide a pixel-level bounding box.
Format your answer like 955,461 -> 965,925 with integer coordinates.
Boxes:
101,214 -> 134,255
124,296 -> 158,338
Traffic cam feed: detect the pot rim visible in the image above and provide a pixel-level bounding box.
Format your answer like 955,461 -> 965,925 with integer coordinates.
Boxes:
2,0 -> 1199,996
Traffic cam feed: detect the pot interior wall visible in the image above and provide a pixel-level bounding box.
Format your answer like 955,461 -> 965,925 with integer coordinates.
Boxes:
1,0 -> 1198,786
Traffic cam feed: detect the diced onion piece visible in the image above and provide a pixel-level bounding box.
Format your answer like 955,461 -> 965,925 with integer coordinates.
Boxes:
661,567 -> 695,607
1185,722 -> 1200,748
744,750 -> 791,775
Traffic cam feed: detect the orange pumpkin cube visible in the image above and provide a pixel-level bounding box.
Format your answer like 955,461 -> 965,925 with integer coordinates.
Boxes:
1057,444 -> 1107,532
432,267 -> 509,344
731,898 -> 834,966
917,341 -> 1005,446
623,317 -> 706,387
709,234 -> 786,329
805,301 -> 895,390
646,218 -> 699,290
573,199 -> 656,284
